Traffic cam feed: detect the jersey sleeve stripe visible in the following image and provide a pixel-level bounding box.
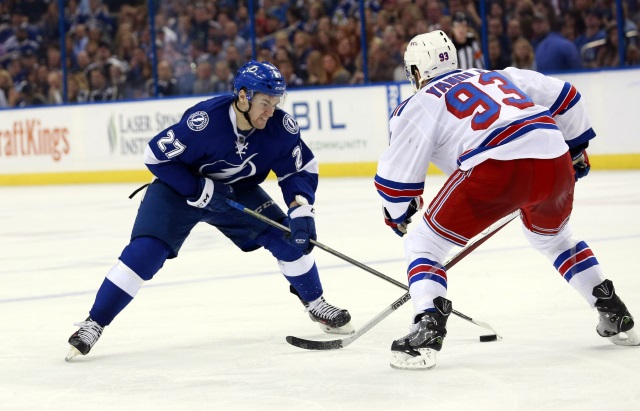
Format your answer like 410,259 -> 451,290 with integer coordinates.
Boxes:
565,127 -> 596,149
549,82 -> 580,117
391,96 -> 413,118
374,175 -> 424,202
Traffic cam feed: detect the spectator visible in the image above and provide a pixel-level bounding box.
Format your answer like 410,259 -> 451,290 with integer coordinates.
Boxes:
70,23 -> 89,59
74,50 -> 92,74
322,52 -> 351,85
506,17 -> 524,47
222,21 -> 248,57
424,0 -> 445,32
174,59 -> 196,96
575,9 -> 606,68
302,1 -> 325,34
596,22 -> 621,68
368,38 -> 397,83
107,60 -> 128,99
336,36 -> 358,75
192,60 -> 216,95
532,12 -> 581,71
382,26 -> 404,67
88,65 -> 117,101
224,45 -> 243,73
272,32 -> 293,59
292,31 -> 313,81
488,16 -> 511,56
6,56 -> 25,86
314,29 -> 336,53
16,81 -> 46,106
235,5 -> 252,39
626,44 -> 640,66
46,70 -> 63,104
305,50 -> 327,86
0,69 -> 12,107
560,11 -> 584,43
487,35 -> 511,69
511,37 -> 537,70
40,1 -> 61,41
46,45 -> 62,71
144,60 -> 176,97
211,60 -> 234,93
67,72 -> 89,103
372,9 -> 391,39
277,58 -> 304,88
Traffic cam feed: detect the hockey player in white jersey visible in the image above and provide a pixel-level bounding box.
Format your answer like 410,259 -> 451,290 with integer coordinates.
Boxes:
375,30 -> 639,370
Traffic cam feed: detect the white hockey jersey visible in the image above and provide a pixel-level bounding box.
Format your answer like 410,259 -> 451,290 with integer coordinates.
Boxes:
375,67 -> 595,221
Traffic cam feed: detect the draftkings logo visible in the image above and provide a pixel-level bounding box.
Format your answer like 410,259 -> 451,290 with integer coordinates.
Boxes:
0,119 -> 70,161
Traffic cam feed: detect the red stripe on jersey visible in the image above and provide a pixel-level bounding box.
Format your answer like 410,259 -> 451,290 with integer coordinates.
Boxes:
486,115 -> 555,147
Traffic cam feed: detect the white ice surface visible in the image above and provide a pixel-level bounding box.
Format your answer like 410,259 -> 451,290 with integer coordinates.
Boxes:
1,171 -> 639,410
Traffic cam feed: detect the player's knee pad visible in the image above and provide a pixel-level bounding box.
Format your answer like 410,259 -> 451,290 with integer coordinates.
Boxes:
119,236 -> 171,281
405,221 -> 454,265
522,224 -> 578,261
256,226 -> 303,262
278,254 -> 316,277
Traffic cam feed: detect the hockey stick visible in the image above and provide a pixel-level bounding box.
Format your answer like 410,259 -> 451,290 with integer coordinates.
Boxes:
227,199 -> 514,337
286,212 -> 517,350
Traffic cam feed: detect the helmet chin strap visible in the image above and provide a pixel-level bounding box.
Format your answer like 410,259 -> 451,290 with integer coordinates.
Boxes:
234,98 -> 255,129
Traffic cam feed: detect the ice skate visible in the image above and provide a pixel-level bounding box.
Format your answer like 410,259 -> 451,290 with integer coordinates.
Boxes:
592,280 -> 639,346
65,317 -> 104,361
290,286 -> 354,334
390,296 -> 452,370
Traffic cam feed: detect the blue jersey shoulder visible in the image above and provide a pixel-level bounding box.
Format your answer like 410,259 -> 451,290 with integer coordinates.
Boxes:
265,108 -> 301,141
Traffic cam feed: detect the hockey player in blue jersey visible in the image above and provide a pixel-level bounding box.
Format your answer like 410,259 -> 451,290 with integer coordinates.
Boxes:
66,61 -> 353,361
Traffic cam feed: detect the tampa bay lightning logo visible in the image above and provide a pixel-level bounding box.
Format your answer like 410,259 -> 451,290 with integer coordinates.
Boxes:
200,153 -> 258,184
283,113 -> 299,134
187,111 -> 209,131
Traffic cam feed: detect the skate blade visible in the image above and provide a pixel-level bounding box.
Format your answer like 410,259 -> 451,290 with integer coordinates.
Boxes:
607,328 -> 640,346
65,346 -> 82,362
390,348 -> 437,370
320,322 -> 355,335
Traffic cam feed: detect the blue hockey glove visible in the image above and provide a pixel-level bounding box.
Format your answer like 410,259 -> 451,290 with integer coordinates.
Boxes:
383,196 -> 424,237
572,150 -> 591,181
186,177 -> 235,210
288,204 -> 316,254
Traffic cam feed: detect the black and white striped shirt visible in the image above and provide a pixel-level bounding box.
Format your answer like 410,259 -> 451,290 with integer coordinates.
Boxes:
454,33 -> 485,69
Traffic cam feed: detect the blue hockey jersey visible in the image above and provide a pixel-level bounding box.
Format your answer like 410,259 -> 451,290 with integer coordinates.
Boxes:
143,95 -> 319,206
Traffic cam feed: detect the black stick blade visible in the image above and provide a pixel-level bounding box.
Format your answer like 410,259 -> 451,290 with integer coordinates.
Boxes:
286,336 -> 345,350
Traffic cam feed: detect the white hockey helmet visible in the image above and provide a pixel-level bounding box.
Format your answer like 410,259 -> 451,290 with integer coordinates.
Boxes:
404,31 -> 458,93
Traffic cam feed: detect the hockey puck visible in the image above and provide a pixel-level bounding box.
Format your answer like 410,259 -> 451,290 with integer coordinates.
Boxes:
479,334 -> 498,342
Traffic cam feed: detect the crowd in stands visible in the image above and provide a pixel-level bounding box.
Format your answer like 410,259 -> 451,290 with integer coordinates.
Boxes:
0,0 -> 639,108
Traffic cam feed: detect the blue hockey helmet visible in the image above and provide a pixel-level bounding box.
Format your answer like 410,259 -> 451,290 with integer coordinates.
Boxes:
234,61 -> 286,106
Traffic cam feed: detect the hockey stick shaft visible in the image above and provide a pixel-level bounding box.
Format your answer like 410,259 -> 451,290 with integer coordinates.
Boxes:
286,213 -> 516,350
227,198 -> 515,329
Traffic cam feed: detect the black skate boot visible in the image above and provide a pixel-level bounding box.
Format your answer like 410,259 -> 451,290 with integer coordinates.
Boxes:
65,317 -> 104,361
390,296 -> 452,370
290,285 -> 354,334
592,280 -> 639,346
